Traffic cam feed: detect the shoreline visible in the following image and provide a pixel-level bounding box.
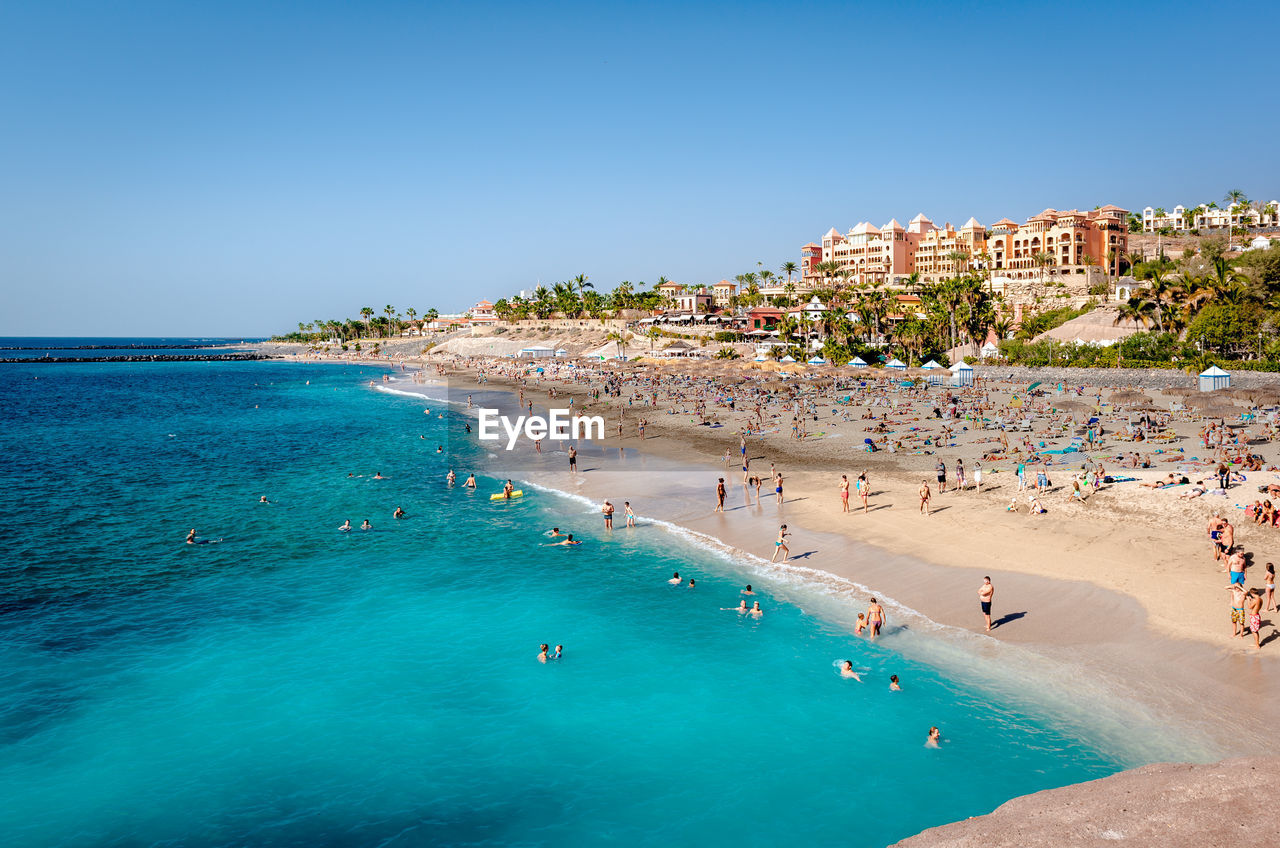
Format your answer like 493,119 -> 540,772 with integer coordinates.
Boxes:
392,359 -> 1280,761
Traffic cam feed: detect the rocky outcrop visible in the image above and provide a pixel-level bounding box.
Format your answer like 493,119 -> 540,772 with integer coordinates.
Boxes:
893,758 -> 1280,847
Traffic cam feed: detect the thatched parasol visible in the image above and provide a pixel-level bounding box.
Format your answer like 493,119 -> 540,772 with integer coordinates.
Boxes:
1163,387 -> 1199,397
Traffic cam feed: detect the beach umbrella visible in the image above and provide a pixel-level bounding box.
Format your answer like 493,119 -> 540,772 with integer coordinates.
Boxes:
1163,387 -> 1199,397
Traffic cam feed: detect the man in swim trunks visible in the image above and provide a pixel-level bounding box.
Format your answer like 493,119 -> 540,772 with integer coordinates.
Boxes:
568,445 -> 577,473
464,473 -> 476,489
602,500 -> 614,529
935,459 -> 947,493
1227,550 -> 1247,585
1226,583 -> 1249,638
979,576 -> 994,632
1247,588 -> 1264,650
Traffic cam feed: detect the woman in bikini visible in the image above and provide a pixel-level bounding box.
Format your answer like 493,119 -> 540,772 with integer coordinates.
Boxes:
866,598 -> 885,639
857,471 -> 870,514
1266,562 -> 1276,612
770,524 -> 790,563
839,475 -> 850,513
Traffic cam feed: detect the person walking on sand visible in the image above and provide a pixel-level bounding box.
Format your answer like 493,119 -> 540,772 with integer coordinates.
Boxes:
770,525 -> 790,562
955,459 -> 966,493
919,480 -> 931,516
857,471 -> 870,514
973,461 -> 982,494
568,444 -> 578,474
840,475 -> 850,513
715,478 -> 726,513
624,501 -> 636,528
935,459 -> 947,493
979,576 -> 995,632
774,473 -> 784,506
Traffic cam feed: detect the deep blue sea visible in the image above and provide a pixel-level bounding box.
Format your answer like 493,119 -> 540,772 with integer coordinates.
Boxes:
0,353 -> 1126,847
0,337 -> 259,358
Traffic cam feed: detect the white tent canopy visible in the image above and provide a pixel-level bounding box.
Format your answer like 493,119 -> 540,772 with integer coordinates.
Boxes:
1198,365 -> 1231,392
885,358 -> 906,369
951,360 -> 974,387
920,359 -> 943,369
848,356 -> 868,368
518,346 -> 556,359
779,355 -> 797,362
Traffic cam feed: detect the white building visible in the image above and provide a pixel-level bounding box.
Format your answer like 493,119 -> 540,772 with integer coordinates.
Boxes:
1142,201 -> 1279,233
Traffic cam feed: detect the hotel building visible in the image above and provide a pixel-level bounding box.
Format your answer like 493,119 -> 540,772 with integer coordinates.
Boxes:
804,204 -> 1128,289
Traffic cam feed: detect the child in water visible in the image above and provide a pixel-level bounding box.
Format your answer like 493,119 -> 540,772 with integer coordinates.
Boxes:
855,613 -> 866,635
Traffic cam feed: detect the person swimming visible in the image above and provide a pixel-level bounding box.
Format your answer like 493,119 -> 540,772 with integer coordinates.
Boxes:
538,644 -> 549,663
446,469 -> 456,486
547,527 -> 566,537
464,473 -> 476,489
553,645 -> 562,659
338,520 -> 351,532
258,496 -> 269,504
889,675 -> 901,691
722,600 -> 748,613
547,534 -> 580,546
393,507 -> 406,519
926,727 -> 941,747
840,661 -> 862,681
749,601 -> 763,617
688,578 -> 695,588
360,519 -> 372,530
668,572 -> 682,585
373,472 -> 385,480
742,585 -> 754,595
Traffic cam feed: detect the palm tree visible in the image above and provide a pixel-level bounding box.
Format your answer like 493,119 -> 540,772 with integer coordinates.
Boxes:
780,261 -> 798,286
1113,297 -> 1156,331
572,273 -> 593,295
383,305 -> 395,337
405,307 -> 418,333
360,307 -> 374,337
1224,189 -> 1248,208
1032,251 -> 1054,288
946,249 -> 970,279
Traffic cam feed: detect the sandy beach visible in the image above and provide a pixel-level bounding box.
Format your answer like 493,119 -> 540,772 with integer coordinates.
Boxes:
321,343 -> 1280,763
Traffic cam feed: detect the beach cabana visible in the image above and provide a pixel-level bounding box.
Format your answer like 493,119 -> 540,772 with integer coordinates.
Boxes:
980,341 -> 1000,360
950,361 -> 974,387
807,356 -> 827,365
848,356 -> 868,368
1198,365 -> 1231,392
517,346 -> 555,359
885,358 -> 906,371
779,355 -> 797,363
554,348 -> 569,358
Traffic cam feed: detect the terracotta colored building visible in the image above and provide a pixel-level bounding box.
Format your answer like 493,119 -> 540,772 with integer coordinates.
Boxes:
987,206 -> 1128,280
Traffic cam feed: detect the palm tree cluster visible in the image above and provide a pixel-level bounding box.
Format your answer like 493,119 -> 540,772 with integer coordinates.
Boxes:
1111,237 -> 1280,358
282,305 -> 442,343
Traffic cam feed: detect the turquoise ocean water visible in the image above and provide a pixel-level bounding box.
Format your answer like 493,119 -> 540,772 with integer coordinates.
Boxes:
0,356 -> 1125,847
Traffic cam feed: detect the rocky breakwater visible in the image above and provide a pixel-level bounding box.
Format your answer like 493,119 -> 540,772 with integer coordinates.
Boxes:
893,758 -> 1280,848
2,353 -> 272,364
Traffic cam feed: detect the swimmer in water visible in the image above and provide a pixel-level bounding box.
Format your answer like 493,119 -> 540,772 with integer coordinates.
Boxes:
926,727 -> 941,747
688,578 -> 695,588
185,529 -> 222,545
889,675 -> 901,691
722,600 -> 749,613
464,474 -> 476,489
553,645 -> 562,659
393,507 -> 406,519
854,613 -> 866,636
258,496 -> 269,504
749,601 -> 763,617
548,528 -> 566,537
447,470 -> 456,486
547,534 -> 580,546
742,585 -> 754,595
538,644 -> 549,663
502,479 -> 515,499
373,472 -> 385,480
436,446 -> 443,454
185,529 -> 197,544
668,572 -> 682,585
338,520 -> 351,532
360,519 -> 372,530
840,661 -> 862,681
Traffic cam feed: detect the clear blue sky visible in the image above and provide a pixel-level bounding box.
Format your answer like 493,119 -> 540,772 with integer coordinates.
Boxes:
2,0 -> 1277,336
